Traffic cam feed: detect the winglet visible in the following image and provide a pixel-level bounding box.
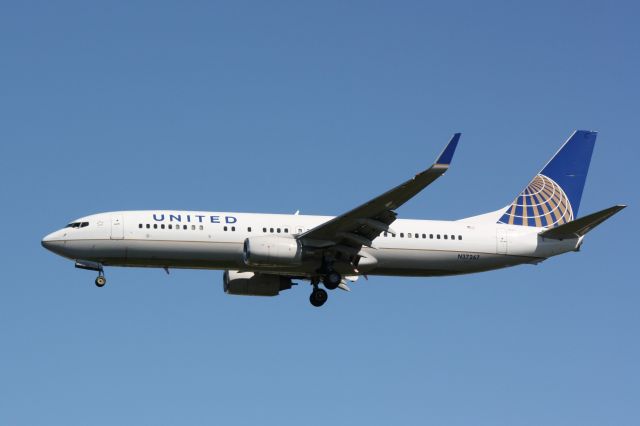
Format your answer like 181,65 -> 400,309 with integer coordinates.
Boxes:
435,133 -> 461,166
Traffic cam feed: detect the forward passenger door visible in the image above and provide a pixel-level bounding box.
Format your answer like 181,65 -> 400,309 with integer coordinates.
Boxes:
111,214 -> 124,239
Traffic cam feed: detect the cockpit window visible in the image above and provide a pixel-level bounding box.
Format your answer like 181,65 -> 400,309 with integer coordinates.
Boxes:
66,222 -> 89,228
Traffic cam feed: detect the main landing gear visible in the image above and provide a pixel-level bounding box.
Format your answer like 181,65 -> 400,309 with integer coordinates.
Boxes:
323,271 -> 342,290
309,270 -> 343,307
310,287 -> 328,307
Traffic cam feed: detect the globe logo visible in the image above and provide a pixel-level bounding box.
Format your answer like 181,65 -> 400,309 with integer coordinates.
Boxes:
498,174 -> 573,228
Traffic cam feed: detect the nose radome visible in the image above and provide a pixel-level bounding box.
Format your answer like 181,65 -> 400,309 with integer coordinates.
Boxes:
41,231 -> 58,249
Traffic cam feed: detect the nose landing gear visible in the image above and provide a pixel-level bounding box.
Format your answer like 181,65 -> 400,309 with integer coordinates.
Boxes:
95,274 -> 107,287
75,260 -> 107,288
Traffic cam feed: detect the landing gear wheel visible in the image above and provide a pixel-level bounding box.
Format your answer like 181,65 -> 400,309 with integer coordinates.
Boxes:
323,271 -> 342,290
95,276 -> 107,287
310,288 -> 328,307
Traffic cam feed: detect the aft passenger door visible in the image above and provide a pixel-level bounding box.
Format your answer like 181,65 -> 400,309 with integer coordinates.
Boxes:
496,228 -> 508,254
111,214 -> 124,239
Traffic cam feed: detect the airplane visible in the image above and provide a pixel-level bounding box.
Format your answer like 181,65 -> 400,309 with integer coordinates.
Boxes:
42,130 -> 625,307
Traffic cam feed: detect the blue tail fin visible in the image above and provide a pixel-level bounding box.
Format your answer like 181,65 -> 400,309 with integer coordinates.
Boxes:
498,130 -> 596,228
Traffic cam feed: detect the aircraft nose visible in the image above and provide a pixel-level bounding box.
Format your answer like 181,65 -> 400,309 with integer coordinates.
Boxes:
41,230 -> 66,253
41,232 -> 55,249
41,229 -> 75,258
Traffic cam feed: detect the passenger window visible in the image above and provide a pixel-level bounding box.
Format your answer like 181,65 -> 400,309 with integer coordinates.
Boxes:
444,235 -> 448,239
284,228 -> 289,233
408,233 -> 412,238
161,224 -> 165,229
458,235 -> 462,240
168,224 -> 172,229
199,225 -> 204,230
451,235 -> 455,240
384,231 -> 388,237
183,225 -> 187,230
224,226 -> 228,231
400,233 -> 404,238
429,234 -> 433,239
263,227 -> 267,233
270,228 -> 274,233
231,226 -> 235,231
146,224 -> 150,229
277,228 -> 281,233
392,233 -> 396,238
422,234 -> 426,239
415,233 -> 419,238
139,224 -> 142,229
248,227 -> 252,232
153,224 -> 158,229
437,234 -> 440,239
191,225 -> 196,230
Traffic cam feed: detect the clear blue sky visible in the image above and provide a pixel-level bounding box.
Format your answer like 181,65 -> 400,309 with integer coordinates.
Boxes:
1,1 -> 638,424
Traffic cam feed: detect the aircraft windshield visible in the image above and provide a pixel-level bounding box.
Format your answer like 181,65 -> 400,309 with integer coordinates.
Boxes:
66,222 -> 89,228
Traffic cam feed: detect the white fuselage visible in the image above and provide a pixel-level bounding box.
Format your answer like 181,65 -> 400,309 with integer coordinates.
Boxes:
42,210 -> 581,278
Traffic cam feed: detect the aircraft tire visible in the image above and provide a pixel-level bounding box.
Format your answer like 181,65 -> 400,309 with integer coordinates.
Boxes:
310,288 -> 328,307
323,271 -> 342,290
95,276 -> 107,287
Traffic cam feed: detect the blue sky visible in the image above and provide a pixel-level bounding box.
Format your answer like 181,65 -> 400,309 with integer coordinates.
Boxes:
1,1 -> 638,424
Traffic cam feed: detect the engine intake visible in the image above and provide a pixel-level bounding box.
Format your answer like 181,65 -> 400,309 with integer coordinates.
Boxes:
223,270 -> 292,296
242,236 -> 302,267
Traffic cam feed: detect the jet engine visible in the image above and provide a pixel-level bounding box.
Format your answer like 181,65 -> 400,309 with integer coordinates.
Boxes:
223,270 -> 292,296
242,236 -> 302,267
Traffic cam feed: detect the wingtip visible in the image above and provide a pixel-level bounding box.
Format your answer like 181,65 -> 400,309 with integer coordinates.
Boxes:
434,133 -> 461,166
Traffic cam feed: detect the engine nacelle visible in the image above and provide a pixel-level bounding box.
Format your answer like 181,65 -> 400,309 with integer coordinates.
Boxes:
223,270 -> 292,296
242,235 -> 302,267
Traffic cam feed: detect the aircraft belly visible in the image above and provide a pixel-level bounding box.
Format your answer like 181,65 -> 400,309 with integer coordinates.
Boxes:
97,239 -> 244,269
70,239 -> 537,276
370,247 -> 530,277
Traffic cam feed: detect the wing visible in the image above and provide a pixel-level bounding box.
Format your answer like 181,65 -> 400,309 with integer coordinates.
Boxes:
297,133 -> 461,253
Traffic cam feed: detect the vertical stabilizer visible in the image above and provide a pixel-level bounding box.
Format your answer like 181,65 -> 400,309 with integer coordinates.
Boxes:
497,130 -> 596,228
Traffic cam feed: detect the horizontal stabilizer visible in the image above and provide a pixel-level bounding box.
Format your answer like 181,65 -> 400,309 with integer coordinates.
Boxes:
539,205 -> 626,240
